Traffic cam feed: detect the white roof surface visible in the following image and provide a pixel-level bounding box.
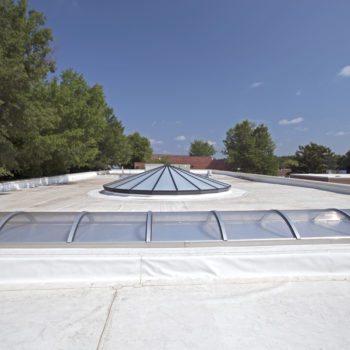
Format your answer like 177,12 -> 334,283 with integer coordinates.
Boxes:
1,277 -> 350,349
1,244 -> 350,349
1,174 -> 349,211
293,173 -> 350,178
1,173 -> 350,349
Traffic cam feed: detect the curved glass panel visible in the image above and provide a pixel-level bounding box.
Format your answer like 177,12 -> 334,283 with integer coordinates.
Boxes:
0,212 -> 75,243
283,209 -> 350,238
219,211 -> 293,240
74,212 -> 146,242
152,212 -> 221,241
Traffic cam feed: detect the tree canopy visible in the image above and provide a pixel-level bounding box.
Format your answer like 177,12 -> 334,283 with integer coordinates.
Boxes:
292,143 -> 337,173
127,132 -> 153,167
1,1 -> 348,179
19,69 -> 131,177
223,120 -> 278,175
338,150 -> 350,173
0,0 -> 151,179
0,0 -> 54,176
189,140 -> 215,157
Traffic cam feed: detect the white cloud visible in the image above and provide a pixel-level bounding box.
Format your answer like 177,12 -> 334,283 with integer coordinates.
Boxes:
337,65 -> 350,77
278,117 -> 304,125
149,138 -> 163,145
296,90 -> 302,96
250,82 -> 264,88
207,140 -> 216,146
327,131 -> 350,136
175,135 -> 186,141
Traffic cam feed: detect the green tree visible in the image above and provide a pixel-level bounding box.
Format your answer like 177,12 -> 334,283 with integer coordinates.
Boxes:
16,69 -> 129,176
338,150 -> 350,173
127,132 -> 152,167
277,155 -> 295,168
0,0 -> 151,178
293,143 -> 336,173
95,113 -> 132,169
39,70 -> 116,176
0,0 -> 55,175
223,120 -> 278,175
189,140 -> 215,157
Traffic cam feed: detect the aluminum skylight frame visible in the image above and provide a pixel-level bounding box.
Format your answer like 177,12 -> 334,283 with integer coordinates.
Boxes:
0,209 -> 349,247
103,165 -> 231,195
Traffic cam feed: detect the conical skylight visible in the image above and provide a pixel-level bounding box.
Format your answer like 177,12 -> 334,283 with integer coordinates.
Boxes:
103,165 -> 231,195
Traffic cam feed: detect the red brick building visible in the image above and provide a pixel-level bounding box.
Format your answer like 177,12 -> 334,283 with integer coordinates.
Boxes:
135,154 -> 231,170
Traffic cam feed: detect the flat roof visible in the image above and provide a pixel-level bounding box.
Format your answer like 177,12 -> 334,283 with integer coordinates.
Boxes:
1,172 -> 350,349
1,245 -> 350,349
293,173 -> 350,178
1,173 -> 349,212
2,279 -> 350,350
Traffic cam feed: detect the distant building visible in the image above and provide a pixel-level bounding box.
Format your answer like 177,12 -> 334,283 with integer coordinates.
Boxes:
290,173 -> 350,185
134,154 -> 231,170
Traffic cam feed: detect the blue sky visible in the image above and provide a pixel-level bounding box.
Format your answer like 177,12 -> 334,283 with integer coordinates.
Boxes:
30,0 -> 350,156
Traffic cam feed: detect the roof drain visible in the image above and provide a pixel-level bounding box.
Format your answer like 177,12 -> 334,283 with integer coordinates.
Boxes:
272,209 -> 301,240
67,211 -> 87,243
212,211 -> 228,241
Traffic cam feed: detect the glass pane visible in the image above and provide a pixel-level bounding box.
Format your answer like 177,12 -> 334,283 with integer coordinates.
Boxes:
168,169 -> 198,191
153,167 -> 176,191
0,212 -> 8,223
175,168 -> 226,189
106,168 -> 159,189
170,168 -> 216,190
0,212 -> 75,243
152,212 -> 221,241
105,173 -> 145,189
74,212 -> 147,242
219,211 -> 293,240
284,210 -> 350,238
132,170 -> 164,191
113,168 -> 162,189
